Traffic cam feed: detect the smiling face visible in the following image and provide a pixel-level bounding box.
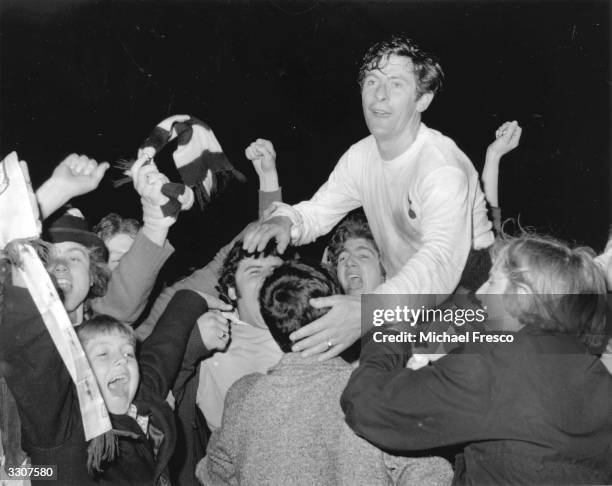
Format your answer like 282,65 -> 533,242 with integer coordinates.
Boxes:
336,237 -> 384,295
46,241 -> 92,324
105,233 -> 135,271
232,255 -> 283,329
84,330 -> 139,414
361,54 -> 433,158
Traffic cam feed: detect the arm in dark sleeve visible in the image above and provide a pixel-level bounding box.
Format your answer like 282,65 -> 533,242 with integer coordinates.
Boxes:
341,333 -> 493,453
138,289 -> 208,402
172,324 -> 215,405
0,282 -> 76,448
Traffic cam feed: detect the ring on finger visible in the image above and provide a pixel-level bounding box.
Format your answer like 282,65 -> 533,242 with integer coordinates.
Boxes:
326,340 -> 333,349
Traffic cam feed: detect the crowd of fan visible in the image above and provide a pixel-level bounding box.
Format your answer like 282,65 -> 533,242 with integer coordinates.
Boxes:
1,34 -> 611,486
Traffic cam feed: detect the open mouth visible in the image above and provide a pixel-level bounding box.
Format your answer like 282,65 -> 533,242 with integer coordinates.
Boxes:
55,277 -> 72,291
346,274 -> 363,290
107,374 -> 130,397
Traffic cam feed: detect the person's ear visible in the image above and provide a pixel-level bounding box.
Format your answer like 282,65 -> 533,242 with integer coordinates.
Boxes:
416,91 -> 434,113
514,282 -> 531,295
228,287 -> 237,302
321,246 -> 330,265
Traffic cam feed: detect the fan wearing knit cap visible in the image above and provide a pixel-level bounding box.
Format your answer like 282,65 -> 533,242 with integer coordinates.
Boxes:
0,151 -> 210,485
44,207 -> 110,324
32,152 -> 177,325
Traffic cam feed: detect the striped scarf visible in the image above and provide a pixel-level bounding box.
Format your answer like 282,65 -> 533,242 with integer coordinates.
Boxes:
117,115 -> 245,216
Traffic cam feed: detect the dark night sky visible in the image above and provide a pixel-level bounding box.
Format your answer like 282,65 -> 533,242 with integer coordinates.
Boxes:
1,0 -> 610,277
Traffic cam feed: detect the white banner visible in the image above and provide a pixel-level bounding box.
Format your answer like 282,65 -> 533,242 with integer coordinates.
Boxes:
0,152 -> 111,441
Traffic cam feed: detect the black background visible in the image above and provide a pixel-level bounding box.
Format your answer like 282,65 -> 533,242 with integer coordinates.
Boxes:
1,0 -> 609,278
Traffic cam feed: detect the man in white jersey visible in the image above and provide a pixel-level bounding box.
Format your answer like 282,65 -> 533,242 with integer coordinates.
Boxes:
243,34 -> 494,359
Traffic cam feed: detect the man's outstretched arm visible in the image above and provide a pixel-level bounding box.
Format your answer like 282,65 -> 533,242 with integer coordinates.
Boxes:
243,150 -> 361,253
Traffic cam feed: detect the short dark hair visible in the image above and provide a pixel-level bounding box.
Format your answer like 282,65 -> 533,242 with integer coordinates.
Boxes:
77,314 -> 137,350
217,239 -> 296,300
93,213 -> 140,242
326,209 -> 382,270
259,260 -> 341,352
358,34 -> 444,98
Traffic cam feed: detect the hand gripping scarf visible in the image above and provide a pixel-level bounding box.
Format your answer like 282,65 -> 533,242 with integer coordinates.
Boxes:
116,114 -> 245,216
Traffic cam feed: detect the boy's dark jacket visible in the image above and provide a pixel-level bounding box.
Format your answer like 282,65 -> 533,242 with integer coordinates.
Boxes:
0,283 -> 208,485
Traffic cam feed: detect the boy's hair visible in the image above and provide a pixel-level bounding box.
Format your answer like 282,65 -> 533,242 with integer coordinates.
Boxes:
326,210 -> 383,271
259,260 -> 341,352
492,233 -> 607,349
77,314 -> 137,350
358,34 -> 444,98
93,213 -> 140,242
218,239 -> 296,300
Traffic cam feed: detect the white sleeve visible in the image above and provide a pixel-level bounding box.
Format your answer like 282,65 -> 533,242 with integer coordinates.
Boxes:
263,150 -> 362,245
374,166 -> 472,296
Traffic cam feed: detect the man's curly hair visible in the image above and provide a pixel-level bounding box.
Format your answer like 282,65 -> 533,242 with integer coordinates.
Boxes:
358,34 -> 444,99
217,239 -> 297,301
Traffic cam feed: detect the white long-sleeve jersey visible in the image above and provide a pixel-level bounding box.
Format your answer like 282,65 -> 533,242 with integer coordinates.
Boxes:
268,123 -> 494,296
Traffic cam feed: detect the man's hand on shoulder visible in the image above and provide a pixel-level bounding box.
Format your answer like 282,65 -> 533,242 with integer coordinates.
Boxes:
289,294 -> 361,361
242,215 -> 292,253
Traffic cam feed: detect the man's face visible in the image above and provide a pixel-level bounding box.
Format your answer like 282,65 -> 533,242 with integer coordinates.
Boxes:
336,237 -> 384,295
84,331 -> 139,414
105,233 -> 134,271
232,255 -> 283,328
361,54 -> 431,145
47,241 -> 91,318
